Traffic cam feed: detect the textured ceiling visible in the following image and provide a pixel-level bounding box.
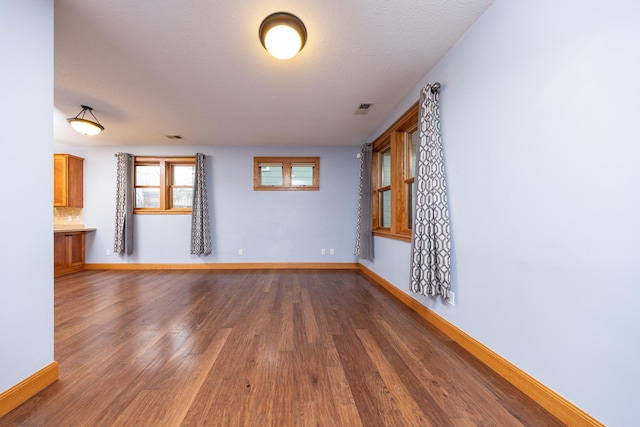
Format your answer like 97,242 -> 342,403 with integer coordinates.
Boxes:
54,0 -> 494,146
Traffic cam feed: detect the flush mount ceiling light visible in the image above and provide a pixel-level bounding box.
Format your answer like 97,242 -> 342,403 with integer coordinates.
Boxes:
259,12 -> 307,60
67,105 -> 104,136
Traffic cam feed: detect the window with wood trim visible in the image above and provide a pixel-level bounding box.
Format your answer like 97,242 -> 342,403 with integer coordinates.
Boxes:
371,102 -> 418,241
254,157 -> 320,191
134,156 -> 195,214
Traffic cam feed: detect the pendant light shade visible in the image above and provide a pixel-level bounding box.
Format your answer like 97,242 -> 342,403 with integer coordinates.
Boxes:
67,105 -> 104,136
259,12 -> 307,60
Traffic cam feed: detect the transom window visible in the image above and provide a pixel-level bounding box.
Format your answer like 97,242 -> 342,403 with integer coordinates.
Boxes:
371,102 -> 419,240
254,157 -> 320,191
134,156 -> 195,214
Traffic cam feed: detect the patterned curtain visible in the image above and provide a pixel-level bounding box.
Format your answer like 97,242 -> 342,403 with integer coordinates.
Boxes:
114,152 -> 134,255
191,153 -> 212,255
354,143 -> 374,260
410,84 -> 451,300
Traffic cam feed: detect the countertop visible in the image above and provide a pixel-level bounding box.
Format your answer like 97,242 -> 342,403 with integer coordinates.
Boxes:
54,226 -> 97,233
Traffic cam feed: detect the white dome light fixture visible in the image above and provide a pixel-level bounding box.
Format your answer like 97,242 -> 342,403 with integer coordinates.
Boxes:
259,12 -> 307,60
67,105 -> 104,136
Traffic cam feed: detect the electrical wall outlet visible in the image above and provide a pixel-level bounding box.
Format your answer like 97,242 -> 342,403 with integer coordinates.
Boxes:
106,249 -> 111,256
321,249 -> 326,255
238,249 -> 243,255
329,248 -> 334,255
446,291 -> 455,306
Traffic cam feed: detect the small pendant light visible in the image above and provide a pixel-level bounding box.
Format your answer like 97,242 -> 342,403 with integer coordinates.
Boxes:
67,105 -> 104,136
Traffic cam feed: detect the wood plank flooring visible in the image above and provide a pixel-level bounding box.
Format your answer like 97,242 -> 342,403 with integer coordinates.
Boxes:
1,269 -> 564,426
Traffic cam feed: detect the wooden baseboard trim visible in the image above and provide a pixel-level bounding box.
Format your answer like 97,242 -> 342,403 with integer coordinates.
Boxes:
0,362 -> 58,418
357,265 -> 603,427
85,262 -> 360,271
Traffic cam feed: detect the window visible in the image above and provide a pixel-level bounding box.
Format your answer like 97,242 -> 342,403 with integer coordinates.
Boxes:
405,125 -> 419,229
254,157 -> 320,191
134,156 -> 195,214
371,102 -> 418,240
377,144 -> 392,228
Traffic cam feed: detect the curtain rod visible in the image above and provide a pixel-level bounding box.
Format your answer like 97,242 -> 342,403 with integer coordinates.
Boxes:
113,154 -> 201,158
431,82 -> 441,93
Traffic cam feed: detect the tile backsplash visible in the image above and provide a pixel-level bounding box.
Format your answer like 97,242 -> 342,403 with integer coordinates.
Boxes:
54,207 -> 83,226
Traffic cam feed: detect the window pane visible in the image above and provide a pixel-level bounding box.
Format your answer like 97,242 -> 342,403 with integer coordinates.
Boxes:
136,165 -> 160,185
291,165 -> 314,186
172,188 -> 193,208
380,150 -> 391,187
260,164 -> 283,186
173,165 -> 195,186
407,129 -> 419,179
136,188 -> 159,208
380,190 -> 391,228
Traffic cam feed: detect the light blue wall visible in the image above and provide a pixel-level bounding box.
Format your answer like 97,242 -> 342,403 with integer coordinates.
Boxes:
363,1 -> 640,425
0,1 -> 54,392
55,145 -> 360,264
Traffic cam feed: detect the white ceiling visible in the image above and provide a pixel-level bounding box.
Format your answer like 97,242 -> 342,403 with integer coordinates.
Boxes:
54,0 -> 493,147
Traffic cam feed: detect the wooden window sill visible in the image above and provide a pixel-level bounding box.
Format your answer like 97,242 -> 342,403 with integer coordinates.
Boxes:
372,230 -> 412,242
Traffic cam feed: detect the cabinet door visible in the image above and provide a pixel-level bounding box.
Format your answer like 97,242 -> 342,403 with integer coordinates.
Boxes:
66,156 -> 84,207
53,154 -> 84,207
68,232 -> 85,268
54,232 -> 68,271
53,155 -> 68,207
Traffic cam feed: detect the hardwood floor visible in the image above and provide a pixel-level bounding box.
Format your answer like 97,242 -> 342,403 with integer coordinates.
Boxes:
1,269 -> 563,426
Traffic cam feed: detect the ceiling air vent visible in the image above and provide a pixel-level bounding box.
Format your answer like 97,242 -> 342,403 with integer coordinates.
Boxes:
166,135 -> 183,139
354,103 -> 373,115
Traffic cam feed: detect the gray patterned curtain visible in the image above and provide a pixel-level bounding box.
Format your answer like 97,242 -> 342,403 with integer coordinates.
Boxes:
354,143 -> 374,260
190,153 -> 212,255
114,152 -> 134,255
410,84 -> 451,300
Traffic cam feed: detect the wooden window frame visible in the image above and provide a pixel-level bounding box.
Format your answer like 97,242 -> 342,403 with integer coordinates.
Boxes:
371,102 -> 419,241
134,156 -> 195,214
404,123 -> 419,233
372,139 -> 391,231
253,156 -> 320,191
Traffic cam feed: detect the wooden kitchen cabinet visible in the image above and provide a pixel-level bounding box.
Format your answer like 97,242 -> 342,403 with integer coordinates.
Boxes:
54,154 -> 84,207
54,231 -> 85,276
